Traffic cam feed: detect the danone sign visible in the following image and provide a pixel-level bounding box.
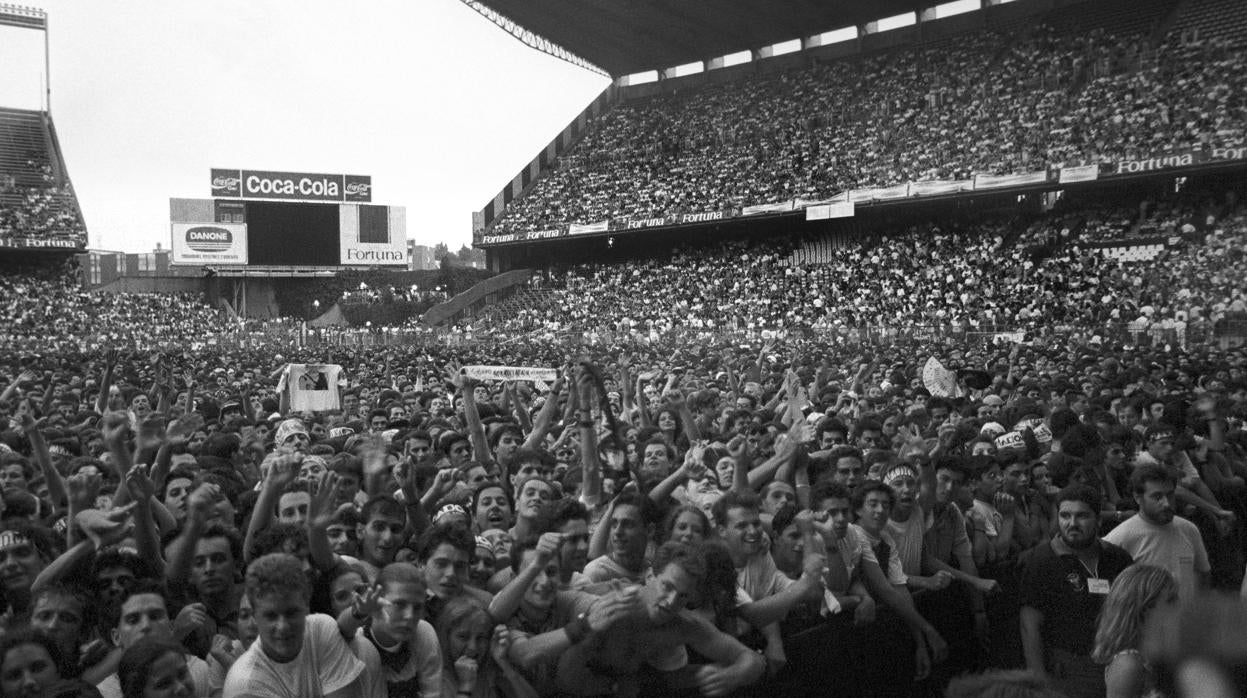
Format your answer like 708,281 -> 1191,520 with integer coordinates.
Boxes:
211,168 -> 371,203
171,222 -> 248,264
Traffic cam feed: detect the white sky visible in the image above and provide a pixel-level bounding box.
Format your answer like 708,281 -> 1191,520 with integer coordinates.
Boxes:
0,1 -> 611,252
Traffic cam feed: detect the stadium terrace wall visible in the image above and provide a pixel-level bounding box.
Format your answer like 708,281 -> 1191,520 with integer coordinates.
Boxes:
472,86 -> 617,236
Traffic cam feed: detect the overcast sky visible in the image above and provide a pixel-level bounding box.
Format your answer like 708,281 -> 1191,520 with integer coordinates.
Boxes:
0,1 -> 610,252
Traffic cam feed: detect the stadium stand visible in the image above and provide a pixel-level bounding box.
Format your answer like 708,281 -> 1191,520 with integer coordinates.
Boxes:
485,0 -> 1247,236
0,107 -> 86,245
2,2 -> 1247,696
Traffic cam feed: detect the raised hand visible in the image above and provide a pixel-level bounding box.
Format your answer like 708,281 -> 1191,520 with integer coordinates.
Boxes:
308,471 -> 340,529
682,442 -> 708,479
587,587 -> 639,633
265,452 -> 303,488
17,413 -> 46,434
66,472 -> 102,512
100,411 -> 131,446
209,634 -> 242,671
186,483 -> 222,524
444,359 -> 466,390
535,532 -> 563,565
124,464 -> 156,502
490,625 -> 513,664
74,502 -> 137,550
136,415 -> 166,453
726,434 -> 749,461
351,583 -> 385,621
173,603 -> 209,642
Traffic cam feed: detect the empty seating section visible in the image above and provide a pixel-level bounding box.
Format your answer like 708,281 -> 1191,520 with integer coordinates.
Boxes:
1172,0 -> 1247,47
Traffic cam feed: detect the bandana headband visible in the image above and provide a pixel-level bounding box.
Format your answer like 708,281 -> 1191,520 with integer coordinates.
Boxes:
0,531 -> 32,550
884,466 -> 919,485
433,504 -> 467,525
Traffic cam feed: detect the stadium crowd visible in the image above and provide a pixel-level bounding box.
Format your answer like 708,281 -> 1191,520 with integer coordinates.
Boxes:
512,197 -> 1247,342
3,1 -> 1247,695
491,9 -> 1247,235
0,161 -> 86,243
0,292 -> 1244,697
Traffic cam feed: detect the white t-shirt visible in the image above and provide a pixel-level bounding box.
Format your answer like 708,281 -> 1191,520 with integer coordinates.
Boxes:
287,364 -> 344,412
222,614 -> 365,698
1104,514 -> 1210,600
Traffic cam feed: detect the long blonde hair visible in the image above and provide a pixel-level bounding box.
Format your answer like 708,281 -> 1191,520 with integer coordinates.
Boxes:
1091,564 -> 1177,663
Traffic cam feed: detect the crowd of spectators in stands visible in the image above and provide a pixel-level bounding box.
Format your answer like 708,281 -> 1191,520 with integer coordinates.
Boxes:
505,197 -> 1247,346
0,159 -> 86,243
490,8 -> 1247,234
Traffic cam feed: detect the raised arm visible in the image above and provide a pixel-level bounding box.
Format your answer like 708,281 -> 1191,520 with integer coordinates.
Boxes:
523,374 -> 565,450
20,415 -> 66,507
244,452 -> 300,563
166,483 -> 219,585
488,532 -> 562,623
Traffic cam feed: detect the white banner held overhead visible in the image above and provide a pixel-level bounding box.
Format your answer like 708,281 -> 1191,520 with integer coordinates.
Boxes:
461,365 -> 558,382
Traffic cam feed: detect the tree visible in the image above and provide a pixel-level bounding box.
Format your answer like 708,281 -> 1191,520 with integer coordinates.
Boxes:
433,242 -> 450,260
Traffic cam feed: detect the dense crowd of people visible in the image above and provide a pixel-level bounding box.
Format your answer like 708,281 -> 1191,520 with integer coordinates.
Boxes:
2,1 -> 1247,695
0,305 -> 1244,696
509,196 -> 1247,344
490,3 -> 1247,235
0,159 -> 86,243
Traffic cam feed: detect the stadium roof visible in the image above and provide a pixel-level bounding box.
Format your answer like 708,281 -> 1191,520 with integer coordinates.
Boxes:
466,0 -> 932,77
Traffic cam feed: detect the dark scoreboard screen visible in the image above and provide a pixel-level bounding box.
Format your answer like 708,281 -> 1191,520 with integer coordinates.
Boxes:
243,201 -> 340,266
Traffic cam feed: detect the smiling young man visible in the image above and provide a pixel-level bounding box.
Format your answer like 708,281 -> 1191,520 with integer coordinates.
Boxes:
555,541 -> 765,697
1020,485 -> 1133,697
224,553 -> 370,697
417,524 -> 492,624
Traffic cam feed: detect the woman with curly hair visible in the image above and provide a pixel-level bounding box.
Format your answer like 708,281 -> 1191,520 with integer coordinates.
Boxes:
1092,564 -> 1179,698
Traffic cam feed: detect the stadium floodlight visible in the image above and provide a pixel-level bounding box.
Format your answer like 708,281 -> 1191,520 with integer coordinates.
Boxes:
0,3 -> 49,111
458,0 -> 610,78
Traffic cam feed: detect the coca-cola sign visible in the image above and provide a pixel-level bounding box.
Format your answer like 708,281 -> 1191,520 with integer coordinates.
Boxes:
211,168 -> 371,202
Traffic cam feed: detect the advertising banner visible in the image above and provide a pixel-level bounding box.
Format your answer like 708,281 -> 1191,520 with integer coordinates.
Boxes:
805,201 -> 855,221
171,223 -> 248,264
0,237 -> 80,249
1058,164 -> 1100,183
1110,146 -> 1247,175
973,171 -> 1049,189
909,179 -> 973,196
618,215 -> 673,231
339,205 -> 405,266
742,201 -> 795,216
568,220 -> 609,235
211,168 -> 372,202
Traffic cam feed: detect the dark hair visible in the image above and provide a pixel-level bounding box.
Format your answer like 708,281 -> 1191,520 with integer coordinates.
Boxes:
710,489 -> 761,527
611,492 -> 659,527
118,638 -> 185,697
0,629 -> 67,684
810,480 -> 851,509
541,498 -> 588,532
1055,483 -> 1102,516
361,496 -> 406,525
770,503 -> 800,537
1131,465 -> 1177,496
417,523 -> 474,563
104,580 -> 170,633
652,540 -> 706,582
198,523 -> 244,571
661,504 -> 710,543
850,481 -> 895,513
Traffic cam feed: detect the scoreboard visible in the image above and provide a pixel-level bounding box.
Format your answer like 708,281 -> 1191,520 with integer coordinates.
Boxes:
169,168 -> 406,267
